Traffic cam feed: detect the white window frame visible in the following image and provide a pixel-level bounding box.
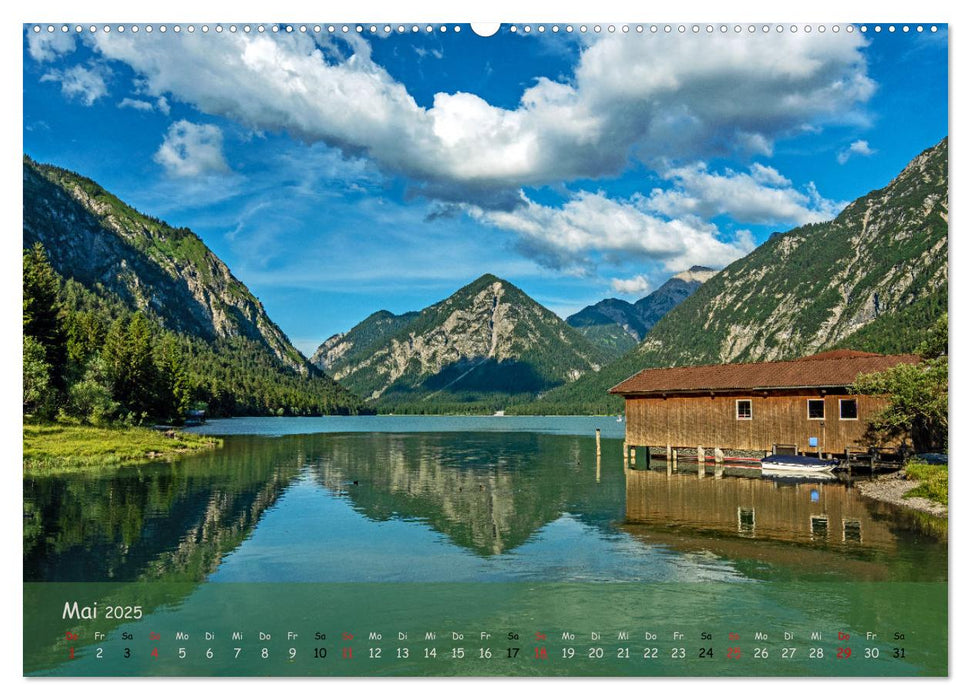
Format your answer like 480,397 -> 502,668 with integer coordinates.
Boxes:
807,398 -> 825,420
736,399 -> 753,421
839,398 -> 859,421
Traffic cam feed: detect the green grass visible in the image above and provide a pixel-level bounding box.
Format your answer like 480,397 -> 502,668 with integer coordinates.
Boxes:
23,422 -> 222,472
904,460 -> 948,506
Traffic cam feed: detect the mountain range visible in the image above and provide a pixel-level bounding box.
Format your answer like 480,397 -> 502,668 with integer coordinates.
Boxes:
24,136 -> 947,417
313,274 -> 609,411
519,137 -> 948,414
565,266 -> 716,357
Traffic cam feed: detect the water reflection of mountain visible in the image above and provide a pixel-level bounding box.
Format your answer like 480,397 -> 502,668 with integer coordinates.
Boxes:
621,466 -> 947,581
23,438 -> 299,582
307,432 -> 622,556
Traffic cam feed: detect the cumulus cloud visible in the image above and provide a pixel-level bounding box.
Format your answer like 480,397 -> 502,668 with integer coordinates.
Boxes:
86,30 -> 874,201
645,162 -> 845,225
468,191 -> 756,273
611,275 -> 652,295
154,120 -> 230,178
40,64 -> 108,106
27,30 -> 76,62
837,139 -> 876,164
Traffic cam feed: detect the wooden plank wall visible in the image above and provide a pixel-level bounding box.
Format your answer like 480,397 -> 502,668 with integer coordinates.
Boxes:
624,392 -> 891,453
624,467 -> 896,548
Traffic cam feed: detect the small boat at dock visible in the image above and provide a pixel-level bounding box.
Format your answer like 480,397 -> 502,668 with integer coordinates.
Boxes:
760,454 -> 839,474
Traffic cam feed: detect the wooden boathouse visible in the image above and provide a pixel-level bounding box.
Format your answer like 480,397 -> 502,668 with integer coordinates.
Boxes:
609,350 -> 920,461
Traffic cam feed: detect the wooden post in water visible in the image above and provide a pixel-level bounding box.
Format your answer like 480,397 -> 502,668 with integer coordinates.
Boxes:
666,444 -> 672,462
630,445 -> 636,467
596,452 -> 601,483
672,448 -> 678,471
697,445 -> 704,463
623,441 -> 629,468
714,447 -> 724,464
595,428 -> 601,457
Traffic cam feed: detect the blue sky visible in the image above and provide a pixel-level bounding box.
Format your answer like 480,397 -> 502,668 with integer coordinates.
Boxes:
23,23 -> 947,356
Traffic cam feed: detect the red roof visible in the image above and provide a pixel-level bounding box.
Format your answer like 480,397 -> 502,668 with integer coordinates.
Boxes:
609,351 -> 921,396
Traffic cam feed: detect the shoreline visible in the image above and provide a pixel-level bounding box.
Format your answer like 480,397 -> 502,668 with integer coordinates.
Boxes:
856,469 -> 947,519
23,422 -> 222,473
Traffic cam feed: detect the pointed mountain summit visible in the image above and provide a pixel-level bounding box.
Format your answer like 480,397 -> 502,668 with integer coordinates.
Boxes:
325,274 -> 608,408
566,266 -> 716,357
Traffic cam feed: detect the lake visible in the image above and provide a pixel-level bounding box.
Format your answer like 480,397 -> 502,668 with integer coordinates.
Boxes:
23,416 -> 947,676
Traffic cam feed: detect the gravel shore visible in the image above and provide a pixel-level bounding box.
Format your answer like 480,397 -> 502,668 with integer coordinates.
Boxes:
856,470 -> 947,518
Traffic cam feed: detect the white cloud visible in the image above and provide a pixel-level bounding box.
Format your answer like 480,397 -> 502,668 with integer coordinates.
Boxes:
118,95 -> 171,114
837,139 -> 876,164
87,30 -> 875,200
645,162 -> 845,225
154,120 -> 231,178
119,97 -> 154,111
468,191 -> 756,273
27,30 -> 76,62
40,64 -> 108,106
610,275 -> 652,295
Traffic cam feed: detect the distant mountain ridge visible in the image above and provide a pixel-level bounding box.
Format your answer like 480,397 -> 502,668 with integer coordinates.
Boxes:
518,137 -> 948,414
566,266 -> 715,357
316,274 -> 609,410
311,309 -> 419,371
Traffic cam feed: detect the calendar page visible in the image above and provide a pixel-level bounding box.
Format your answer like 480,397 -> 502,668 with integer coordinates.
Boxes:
22,20 -> 948,678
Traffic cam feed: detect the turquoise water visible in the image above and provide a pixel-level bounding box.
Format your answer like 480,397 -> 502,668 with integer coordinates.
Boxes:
23,416 -> 947,676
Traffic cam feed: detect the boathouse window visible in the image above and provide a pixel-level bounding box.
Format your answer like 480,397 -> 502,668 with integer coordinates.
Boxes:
738,507 -> 755,536
811,515 -> 829,540
839,398 -> 858,420
843,519 -> 862,543
807,399 -> 825,419
736,399 -> 752,420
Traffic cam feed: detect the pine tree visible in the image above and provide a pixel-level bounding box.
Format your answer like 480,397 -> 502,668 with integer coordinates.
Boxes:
23,243 -> 67,392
